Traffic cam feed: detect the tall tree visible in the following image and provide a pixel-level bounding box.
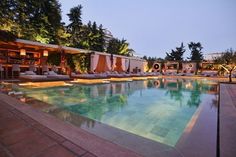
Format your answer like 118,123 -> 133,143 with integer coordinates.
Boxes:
89,22 -> 105,52
165,42 -> 185,61
188,42 -> 204,61
67,5 -> 83,47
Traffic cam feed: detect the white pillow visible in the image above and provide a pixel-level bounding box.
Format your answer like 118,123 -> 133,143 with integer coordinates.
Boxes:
25,71 -> 36,75
48,71 -> 57,75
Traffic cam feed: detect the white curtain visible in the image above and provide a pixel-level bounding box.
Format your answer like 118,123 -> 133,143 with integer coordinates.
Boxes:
121,58 -> 126,71
125,59 -> 129,71
112,57 -> 116,70
91,54 -> 99,71
106,55 -> 112,71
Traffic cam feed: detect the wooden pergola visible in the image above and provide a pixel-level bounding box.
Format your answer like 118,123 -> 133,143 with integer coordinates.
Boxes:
0,39 -> 89,78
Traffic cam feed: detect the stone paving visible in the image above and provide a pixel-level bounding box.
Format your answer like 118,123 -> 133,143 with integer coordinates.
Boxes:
220,83 -> 236,157
0,93 -> 142,157
0,100 -> 96,157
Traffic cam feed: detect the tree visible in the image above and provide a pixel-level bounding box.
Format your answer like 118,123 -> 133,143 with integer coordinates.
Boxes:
106,38 -> 131,56
188,42 -> 204,61
67,5 -> 83,47
215,49 -> 236,82
165,43 -> 185,61
0,30 -> 17,42
219,64 -> 236,82
89,22 -> 105,52
0,0 -> 63,44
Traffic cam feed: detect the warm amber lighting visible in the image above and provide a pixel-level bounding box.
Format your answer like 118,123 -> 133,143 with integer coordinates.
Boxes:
20,49 -> 26,56
71,79 -> 110,84
43,50 -> 48,56
18,81 -> 71,88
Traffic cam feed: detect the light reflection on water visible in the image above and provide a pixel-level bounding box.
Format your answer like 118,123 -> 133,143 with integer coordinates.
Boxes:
17,78 -> 218,146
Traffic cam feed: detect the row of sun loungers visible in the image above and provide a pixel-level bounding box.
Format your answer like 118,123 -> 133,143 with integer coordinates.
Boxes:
18,69 -> 236,82
20,71 -> 70,82
71,72 -> 162,79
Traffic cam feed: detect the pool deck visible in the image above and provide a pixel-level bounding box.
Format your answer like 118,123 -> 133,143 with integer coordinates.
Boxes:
0,93 -> 141,157
0,81 -> 236,157
219,83 -> 236,157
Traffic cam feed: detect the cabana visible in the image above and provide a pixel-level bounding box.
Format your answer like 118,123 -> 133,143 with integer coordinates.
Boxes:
164,61 -> 179,75
0,39 -> 88,80
201,62 -> 219,77
152,62 -> 162,75
181,62 -> 197,76
90,51 -> 147,74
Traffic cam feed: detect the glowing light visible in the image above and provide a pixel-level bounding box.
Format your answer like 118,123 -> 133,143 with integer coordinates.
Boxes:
43,50 -> 48,56
20,49 -> 26,56
71,79 -> 110,84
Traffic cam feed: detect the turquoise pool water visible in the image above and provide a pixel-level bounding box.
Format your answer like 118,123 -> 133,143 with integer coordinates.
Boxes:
18,78 -> 218,146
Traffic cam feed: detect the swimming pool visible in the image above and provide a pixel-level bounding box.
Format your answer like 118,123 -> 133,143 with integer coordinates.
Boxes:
18,78 -> 218,147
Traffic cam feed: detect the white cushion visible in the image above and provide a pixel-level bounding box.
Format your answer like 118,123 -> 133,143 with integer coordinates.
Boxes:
25,71 -> 36,75
48,71 -> 57,75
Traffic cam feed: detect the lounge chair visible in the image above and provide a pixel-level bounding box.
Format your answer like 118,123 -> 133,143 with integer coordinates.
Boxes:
201,71 -> 218,77
45,71 -> 70,80
107,71 -> 130,78
71,72 -> 100,79
19,71 -> 48,81
164,70 -> 177,76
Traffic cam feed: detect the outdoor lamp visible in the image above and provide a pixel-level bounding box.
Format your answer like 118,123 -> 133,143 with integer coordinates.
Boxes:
20,49 -> 26,56
43,50 -> 48,56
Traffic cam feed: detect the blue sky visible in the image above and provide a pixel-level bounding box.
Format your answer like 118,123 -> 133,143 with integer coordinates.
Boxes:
59,0 -> 236,58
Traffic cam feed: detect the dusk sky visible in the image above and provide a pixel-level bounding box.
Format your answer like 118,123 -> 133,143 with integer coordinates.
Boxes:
59,0 -> 236,58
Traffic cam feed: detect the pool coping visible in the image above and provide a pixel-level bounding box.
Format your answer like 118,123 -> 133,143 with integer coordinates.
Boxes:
219,83 -> 236,157
0,79 -> 219,157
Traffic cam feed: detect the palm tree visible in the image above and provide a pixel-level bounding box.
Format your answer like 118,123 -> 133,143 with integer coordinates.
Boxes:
188,42 -> 204,61
106,38 -> 132,56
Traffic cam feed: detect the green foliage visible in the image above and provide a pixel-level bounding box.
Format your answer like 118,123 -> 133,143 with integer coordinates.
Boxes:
67,5 -> 83,47
0,0 -> 63,44
73,54 -> 90,73
165,43 -> 185,61
214,49 -> 236,64
214,49 -> 236,82
0,30 -> 17,42
106,38 -> 133,56
66,54 -> 75,70
1,1 -> 134,56
143,56 -> 164,71
188,42 -> 203,61
47,53 -> 61,66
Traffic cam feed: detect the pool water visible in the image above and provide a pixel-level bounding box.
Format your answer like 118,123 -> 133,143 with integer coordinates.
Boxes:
19,78 -> 218,146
